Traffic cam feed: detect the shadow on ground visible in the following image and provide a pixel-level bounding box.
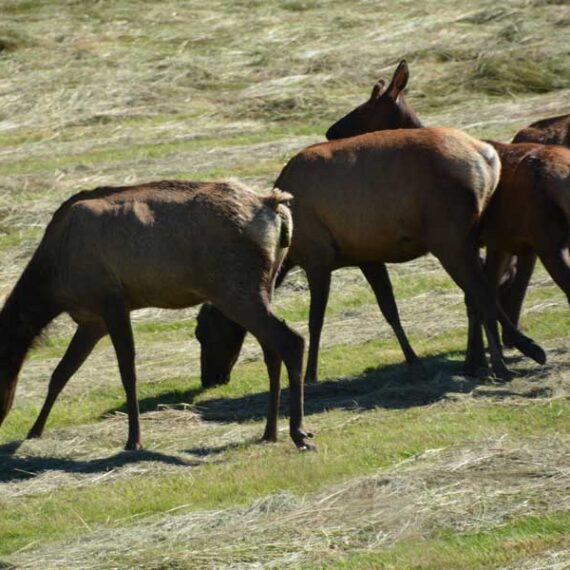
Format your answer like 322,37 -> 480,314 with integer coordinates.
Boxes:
0,351 -> 558,483
114,349 -> 557,425
0,447 -> 199,484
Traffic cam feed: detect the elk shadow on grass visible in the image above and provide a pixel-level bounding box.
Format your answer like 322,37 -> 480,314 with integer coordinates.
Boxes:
1,351 -> 557,479
96,351 -> 474,457
180,348 -> 563,457
191,352 -> 474,425
0,447 -> 199,484
0,386 -> 206,482
124,349 -> 560,431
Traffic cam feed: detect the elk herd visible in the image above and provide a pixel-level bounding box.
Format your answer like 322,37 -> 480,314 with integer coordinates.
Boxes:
0,61 -> 568,451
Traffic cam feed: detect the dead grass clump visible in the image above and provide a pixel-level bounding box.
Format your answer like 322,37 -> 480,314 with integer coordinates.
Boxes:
501,548 -> 570,570
237,95 -> 310,122
0,31 -> 29,54
466,52 -> 568,95
460,7 -> 513,25
280,0 -> 323,11
412,46 -> 480,64
228,78 -> 335,123
0,39 -> 18,53
529,0 -> 570,5
497,21 -> 525,43
554,14 -> 570,28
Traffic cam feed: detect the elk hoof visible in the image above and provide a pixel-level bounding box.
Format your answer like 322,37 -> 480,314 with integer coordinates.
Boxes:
260,431 -> 278,443
291,429 -> 316,452
125,440 -> 143,451
514,334 -> 546,364
491,362 -> 514,383
405,353 -> 421,366
464,354 -> 488,378
525,341 -> 546,365
26,429 -> 42,440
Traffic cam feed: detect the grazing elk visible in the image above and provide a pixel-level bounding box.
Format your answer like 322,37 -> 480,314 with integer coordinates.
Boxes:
197,127 -> 546,391
326,59 -> 569,371
0,180 -> 315,451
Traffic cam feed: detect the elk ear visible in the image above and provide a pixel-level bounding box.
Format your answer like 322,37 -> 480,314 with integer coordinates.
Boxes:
370,79 -> 386,100
386,60 -> 409,100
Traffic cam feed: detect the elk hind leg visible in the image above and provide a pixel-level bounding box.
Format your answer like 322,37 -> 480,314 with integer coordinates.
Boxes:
260,345 -> 281,443
218,296 -> 312,450
499,253 -> 537,347
434,244 -> 513,380
103,297 -> 141,451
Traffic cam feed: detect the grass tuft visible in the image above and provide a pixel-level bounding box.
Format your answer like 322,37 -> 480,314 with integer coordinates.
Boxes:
467,52 -> 569,95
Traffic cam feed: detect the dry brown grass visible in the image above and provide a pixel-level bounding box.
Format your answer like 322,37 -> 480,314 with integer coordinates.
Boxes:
6,433 -> 569,569
0,0 -> 569,567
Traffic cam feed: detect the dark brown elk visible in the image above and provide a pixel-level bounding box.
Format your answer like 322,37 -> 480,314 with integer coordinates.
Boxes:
0,180 -> 315,451
499,113 -> 570,344
197,126 -> 546,390
512,114 -> 570,146
325,60 -> 569,370
325,61 -> 423,141
200,252 -> 418,388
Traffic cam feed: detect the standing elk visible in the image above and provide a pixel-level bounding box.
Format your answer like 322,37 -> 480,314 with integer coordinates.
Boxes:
197,126 -> 546,391
326,59 -> 569,370
500,113 -> 570,345
0,180 -> 315,451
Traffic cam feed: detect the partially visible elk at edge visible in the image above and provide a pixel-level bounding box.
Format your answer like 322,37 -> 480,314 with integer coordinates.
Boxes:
326,60 -> 570,368
197,126 -> 546,390
0,180 -> 315,451
503,112 -> 570,342
512,114 -> 570,146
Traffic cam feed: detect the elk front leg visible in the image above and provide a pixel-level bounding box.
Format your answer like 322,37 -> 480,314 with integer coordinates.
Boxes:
305,267 -> 331,384
28,323 -> 106,439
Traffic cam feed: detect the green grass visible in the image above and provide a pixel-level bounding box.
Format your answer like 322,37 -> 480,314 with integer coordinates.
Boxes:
1,398 -> 568,556
308,512 -> 570,569
0,127 -> 310,177
0,0 -> 568,567
0,304 -> 567,555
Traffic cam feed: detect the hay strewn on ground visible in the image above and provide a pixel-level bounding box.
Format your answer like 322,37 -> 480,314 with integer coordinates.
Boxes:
0,0 -> 569,568
7,434 -> 570,569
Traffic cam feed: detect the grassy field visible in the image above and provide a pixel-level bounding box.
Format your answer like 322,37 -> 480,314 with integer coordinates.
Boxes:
0,0 -> 569,568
